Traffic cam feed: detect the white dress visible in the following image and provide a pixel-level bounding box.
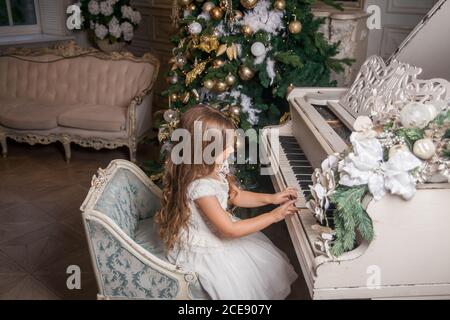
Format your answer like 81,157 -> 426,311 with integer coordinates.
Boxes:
167,177 -> 298,300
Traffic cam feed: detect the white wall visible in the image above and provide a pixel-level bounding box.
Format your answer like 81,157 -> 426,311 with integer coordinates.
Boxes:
364,0 -> 438,59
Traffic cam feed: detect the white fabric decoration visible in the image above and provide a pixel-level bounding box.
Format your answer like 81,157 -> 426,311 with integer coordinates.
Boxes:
219,88 -> 261,125
254,53 -> 266,65
339,132 -> 422,201
266,58 -> 276,85
240,92 -> 261,125
238,0 -> 285,35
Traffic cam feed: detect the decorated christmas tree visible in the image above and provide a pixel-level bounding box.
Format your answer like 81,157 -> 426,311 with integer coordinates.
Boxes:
151,0 -> 350,186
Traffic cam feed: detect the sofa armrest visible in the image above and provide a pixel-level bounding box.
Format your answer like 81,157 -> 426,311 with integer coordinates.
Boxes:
128,93 -> 154,140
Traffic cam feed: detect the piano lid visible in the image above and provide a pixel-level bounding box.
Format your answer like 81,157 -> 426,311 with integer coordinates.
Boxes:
389,0 -> 450,81
336,0 -> 450,119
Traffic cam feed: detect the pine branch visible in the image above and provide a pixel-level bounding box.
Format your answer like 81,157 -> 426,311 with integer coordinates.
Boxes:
330,186 -> 374,256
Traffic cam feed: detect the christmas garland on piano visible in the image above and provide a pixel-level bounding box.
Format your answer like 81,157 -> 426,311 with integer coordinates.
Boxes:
307,103 -> 450,258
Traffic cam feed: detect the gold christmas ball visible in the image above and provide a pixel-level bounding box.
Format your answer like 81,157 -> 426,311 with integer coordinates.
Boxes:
240,0 -> 259,9
274,0 -> 286,10
225,73 -> 237,86
203,79 -> 215,90
213,59 -> 225,68
202,1 -> 215,12
289,20 -> 302,34
214,81 -> 228,93
234,10 -> 244,20
178,0 -> 192,7
188,3 -> 196,11
230,105 -> 241,116
210,7 -> 224,20
241,25 -> 253,36
169,93 -> 178,101
239,65 -> 255,81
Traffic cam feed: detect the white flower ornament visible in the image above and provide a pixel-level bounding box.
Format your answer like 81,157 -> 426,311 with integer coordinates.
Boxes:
339,117 -> 422,201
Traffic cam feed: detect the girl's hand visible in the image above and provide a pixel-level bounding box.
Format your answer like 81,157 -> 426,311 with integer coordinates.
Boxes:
270,199 -> 298,223
271,187 -> 298,205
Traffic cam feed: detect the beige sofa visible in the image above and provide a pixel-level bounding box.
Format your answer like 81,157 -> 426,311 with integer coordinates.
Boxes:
0,41 -> 159,162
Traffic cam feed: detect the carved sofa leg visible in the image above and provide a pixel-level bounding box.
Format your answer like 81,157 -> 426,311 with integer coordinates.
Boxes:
129,144 -> 137,163
62,139 -> 71,163
0,133 -> 7,158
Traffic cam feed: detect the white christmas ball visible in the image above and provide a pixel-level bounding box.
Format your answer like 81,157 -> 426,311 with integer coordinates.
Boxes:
422,103 -> 438,122
389,144 -> 410,159
400,102 -> 433,129
188,21 -> 202,35
163,109 -> 178,123
413,138 -> 436,160
251,42 -> 266,57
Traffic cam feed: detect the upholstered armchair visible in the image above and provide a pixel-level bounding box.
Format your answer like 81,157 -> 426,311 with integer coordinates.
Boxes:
81,159 -> 209,300
0,41 -> 159,162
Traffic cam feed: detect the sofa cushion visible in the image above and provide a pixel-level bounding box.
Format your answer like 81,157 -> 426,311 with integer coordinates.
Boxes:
58,105 -> 127,132
0,97 -> 29,115
0,102 -> 69,130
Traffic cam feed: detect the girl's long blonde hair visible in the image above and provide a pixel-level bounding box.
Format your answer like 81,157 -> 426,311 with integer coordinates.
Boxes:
155,105 -> 237,251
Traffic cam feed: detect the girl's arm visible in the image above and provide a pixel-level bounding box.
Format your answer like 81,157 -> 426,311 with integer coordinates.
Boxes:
195,196 -> 297,239
229,185 -> 298,208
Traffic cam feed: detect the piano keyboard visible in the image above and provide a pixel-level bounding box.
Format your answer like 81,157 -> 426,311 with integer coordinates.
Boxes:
278,136 -> 314,208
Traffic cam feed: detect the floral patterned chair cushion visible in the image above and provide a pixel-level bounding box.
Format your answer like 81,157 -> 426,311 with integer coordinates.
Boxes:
134,218 -> 168,262
94,168 -> 160,238
82,159 -> 210,300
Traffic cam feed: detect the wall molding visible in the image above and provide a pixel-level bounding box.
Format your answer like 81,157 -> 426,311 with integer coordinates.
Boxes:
387,0 -> 438,14
380,25 -> 413,58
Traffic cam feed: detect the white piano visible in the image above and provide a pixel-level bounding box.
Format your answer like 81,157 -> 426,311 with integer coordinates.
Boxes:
261,0 -> 450,299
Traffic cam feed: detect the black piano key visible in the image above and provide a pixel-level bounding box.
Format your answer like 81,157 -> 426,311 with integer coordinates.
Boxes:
281,143 -> 302,151
279,136 -> 298,142
286,154 -> 308,161
283,146 -> 303,153
299,181 -> 313,191
296,175 -> 313,182
292,166 -> 314,175
288,159 -> 310,164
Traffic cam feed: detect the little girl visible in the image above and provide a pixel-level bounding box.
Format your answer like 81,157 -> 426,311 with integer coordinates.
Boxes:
155,105 -> 298,300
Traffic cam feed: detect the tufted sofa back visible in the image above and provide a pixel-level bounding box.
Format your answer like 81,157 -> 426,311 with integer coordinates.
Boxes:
0,54 -> 156,108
